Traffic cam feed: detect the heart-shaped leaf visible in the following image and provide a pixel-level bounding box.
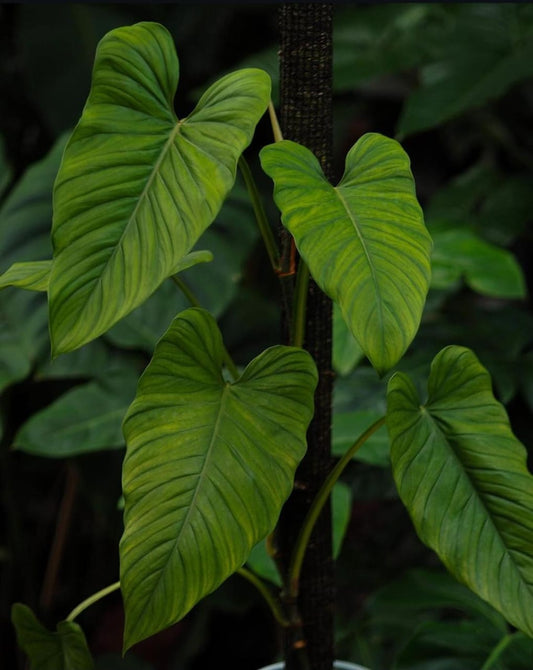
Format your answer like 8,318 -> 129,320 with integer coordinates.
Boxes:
120,307 -> 317,649
49,22 -> 270,355
387,345 -> 533,637
260,134 -> 432,375
11,603 -> 94,670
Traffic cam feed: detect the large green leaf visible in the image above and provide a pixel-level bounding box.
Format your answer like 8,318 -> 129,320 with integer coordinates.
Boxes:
11,603 -> 94,670
387,345 -> 533,637
120,307 -> 317,649
13,368 -> 139,457
49,22 -> 270,355
260,134 -> 431,374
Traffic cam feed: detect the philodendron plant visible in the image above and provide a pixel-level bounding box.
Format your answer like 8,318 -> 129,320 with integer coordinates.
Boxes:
8,21 -> 533,669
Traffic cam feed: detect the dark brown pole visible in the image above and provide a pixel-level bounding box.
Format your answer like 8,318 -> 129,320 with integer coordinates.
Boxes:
277,5 -> 335,670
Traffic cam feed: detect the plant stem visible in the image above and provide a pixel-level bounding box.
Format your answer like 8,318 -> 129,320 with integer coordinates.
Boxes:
237,567 -> 290,628
66,581 -> 121,622
238,155 -> 280,273
288,415 -> 386,599
171,274 -> 200,307
40,463 -> 79,612
291,261 -> 309,348
481,633 -> 514,670
268,101 -> 284,142
170,275 -> 240,381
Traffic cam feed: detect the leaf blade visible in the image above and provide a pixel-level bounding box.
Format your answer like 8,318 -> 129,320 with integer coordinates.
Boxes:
387,345 -> 533,636
49,22 -> 270,355
260,134 -> 432,374
11,603 -> 94,670
120,308 -> 317,649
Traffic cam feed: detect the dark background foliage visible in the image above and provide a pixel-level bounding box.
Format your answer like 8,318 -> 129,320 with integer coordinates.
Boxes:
1,4 -> 533,669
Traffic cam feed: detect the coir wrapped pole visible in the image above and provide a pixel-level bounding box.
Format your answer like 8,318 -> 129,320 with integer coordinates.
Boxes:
276,4 -> 335,669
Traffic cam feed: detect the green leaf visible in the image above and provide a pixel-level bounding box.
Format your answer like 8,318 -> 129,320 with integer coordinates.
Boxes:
0,133 -> 67,267
0,260 -> 51,292
120,307 -> 317,649
333,4 -> 442,92
0,136 -> 67,389
13,369 -> 138,457
36,339 -> 120,381
0,290 -> 48,393
260,134 -> 431,375
11,603 -> 94,670
170,250 -> 213,275
332,481 -> 352,558
49,22 -> 271,355
387,345 -> 533,637
425,162 -> 499,228
246,539 -> 282,588
397,5 -> 533,137
106,179 -> 258,353
430,228 -> 526,299
332,410 -> 389,467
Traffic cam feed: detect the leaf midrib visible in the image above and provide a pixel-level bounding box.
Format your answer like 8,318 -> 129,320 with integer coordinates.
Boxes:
85,118 -> 182,309
129,381 -> 230,637
419,407 -> 533,598
334,186 -> 384,336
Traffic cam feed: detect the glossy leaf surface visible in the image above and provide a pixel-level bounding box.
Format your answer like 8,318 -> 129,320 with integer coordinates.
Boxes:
120,308 -> 317,648
387,345 -> 533,636
11,603 -> 94,670
49,22 -> 270,355
260,134 -> 431,374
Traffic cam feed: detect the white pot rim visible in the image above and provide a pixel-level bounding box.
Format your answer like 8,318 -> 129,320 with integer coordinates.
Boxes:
258,662 -> 368,670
